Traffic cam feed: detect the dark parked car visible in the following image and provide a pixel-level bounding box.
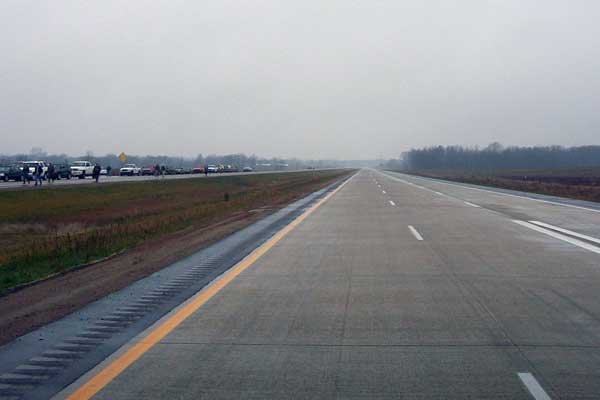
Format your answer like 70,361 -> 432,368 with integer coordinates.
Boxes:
164,167 -> 177,175
58,164 -> 72,179
49,164 -> 71,180
0,165 -> 23,182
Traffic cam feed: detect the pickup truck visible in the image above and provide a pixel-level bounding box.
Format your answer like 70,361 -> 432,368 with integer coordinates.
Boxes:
70,161 -> 94,179
22,161 -> 48,177
119,164 -> 142,176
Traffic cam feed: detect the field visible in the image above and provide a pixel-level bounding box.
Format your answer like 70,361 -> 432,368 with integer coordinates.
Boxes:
404,168 -> 600,203
0,170 -> 350,293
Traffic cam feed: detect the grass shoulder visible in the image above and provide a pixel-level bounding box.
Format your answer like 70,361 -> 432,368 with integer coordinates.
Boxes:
0,170 -> 352,293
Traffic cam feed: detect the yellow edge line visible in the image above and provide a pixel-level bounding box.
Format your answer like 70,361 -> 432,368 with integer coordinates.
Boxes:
66,173 -> 355,400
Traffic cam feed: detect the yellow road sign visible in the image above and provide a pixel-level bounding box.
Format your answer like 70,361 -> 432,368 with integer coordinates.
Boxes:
118,152 -> 127,162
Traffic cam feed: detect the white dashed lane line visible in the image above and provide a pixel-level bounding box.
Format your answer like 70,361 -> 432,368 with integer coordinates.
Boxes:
389,200 -> 396,206
464,201 -> 480,208
408,225 -> 424,241
518,373 -> 552,400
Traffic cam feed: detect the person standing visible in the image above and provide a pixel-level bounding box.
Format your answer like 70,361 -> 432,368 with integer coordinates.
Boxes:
21,164 -> 30,185
35,163 -> 43,186
92,164 -> 101,183
106,165 -> 112,177
47,163 -> 55,183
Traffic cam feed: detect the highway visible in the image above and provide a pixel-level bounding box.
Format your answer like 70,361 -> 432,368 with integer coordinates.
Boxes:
19,169 -> 600,398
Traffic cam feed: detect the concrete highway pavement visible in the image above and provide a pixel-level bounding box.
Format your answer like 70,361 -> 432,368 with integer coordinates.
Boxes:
58,169 -> 600,399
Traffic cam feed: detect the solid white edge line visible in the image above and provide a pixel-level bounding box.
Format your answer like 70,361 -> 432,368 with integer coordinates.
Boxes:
517,373 -> 552,400
389,200 -> 396,206
464,201 -> 480,208
382,170 -> 600,214
528,221 -> 600,245
408,225 -> 424,241
513,220 -> 600,255
376,171 -> 446,198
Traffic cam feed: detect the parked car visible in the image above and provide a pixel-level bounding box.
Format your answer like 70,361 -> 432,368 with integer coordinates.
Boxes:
16,163 -> 32,181
206,165 -> 218,173
192,166 -> 205,174
70,161 -> 94,179
120,164 -> 141,176
0,165 -> 23,182
242,166 -> 253,172
224,165 -> 238,173
47,164 -> 71,180
141,166 -> 156,176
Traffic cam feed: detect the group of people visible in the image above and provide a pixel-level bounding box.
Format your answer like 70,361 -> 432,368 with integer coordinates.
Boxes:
21,162 -> 104,186
21,163 -> 46,186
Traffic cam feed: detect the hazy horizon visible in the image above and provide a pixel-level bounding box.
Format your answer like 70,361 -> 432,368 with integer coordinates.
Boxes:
2,1 -> 599,159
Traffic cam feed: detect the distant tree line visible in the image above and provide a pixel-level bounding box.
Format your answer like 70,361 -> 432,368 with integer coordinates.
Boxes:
0,148 -> 349,170
389,143 -> 600,171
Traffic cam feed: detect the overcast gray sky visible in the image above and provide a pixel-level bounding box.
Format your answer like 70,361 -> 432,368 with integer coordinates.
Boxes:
1,1 -> 599,159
